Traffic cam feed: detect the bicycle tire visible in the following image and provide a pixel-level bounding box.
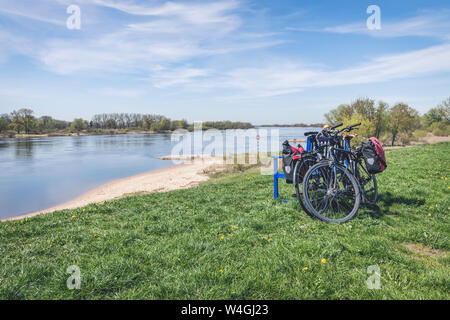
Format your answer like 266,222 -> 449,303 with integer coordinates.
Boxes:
302,161 -> 361,223
293,155 -> 317,217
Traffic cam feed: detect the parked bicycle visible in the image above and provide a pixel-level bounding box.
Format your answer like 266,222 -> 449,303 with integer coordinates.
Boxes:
299,123 -> 386,223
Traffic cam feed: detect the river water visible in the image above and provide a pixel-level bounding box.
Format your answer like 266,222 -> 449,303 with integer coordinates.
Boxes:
0,127 -> 319,219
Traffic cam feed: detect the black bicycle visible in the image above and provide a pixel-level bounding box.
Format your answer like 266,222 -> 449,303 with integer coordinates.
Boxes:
292,124 -> 341,216
301,124 -> 363,223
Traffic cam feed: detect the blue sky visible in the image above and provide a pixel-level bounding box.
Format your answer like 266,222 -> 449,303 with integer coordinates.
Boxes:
0,0 -> 450,124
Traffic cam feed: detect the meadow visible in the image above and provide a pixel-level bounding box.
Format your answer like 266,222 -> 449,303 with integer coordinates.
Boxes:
0,143 -> 449,299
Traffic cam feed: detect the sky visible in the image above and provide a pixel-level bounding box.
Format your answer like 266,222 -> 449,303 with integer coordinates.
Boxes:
0,0 -> 450,124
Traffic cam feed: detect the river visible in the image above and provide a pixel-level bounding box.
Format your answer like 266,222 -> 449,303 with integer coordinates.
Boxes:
0,127 -> 320,219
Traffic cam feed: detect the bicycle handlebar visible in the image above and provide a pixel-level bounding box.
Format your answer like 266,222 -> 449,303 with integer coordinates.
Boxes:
330,123 -> 343,130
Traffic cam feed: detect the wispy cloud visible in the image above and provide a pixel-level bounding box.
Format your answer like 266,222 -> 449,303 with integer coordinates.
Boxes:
0,0 -> 281,79
197,43 -> 450,97
288,10 -> 450,40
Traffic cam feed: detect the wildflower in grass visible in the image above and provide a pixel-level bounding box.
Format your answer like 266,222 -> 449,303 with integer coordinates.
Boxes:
303,267 -> 308,271
268,238 -> 273,242
71,215 -> 76,219
227,233 -> 232,237
231,225 -> 238,230
428,213 -> 432,217
185,206 -> 189,209
220,235 -> 225,239
321,258 -> 327,264
219,269 -> 223,273
82,208 -> 86,212
94,234 -> 97,237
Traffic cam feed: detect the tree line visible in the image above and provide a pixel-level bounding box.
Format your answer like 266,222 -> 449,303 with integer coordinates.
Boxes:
0,110 -> 254,135
324,97 -> 450,146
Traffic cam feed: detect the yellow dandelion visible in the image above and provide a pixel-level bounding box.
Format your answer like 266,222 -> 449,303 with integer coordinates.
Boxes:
321,258 -> 327,264
82,208 -> 86,212
303,266 -> 308,271
185,206 -> 189,209
94,234 -> 97,237
227,233 -> 232,236
268,238 -> 273,242
219,269 -> 223,273
220,235 -> 225,239
231,225 -> 238,230
429,206 -> 433,209
71,215 -> 76,219
428,213 -> 432,217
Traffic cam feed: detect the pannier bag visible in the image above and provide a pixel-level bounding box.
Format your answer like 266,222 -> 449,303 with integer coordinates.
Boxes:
361,137 -> 387,174
282,140 -> 305,184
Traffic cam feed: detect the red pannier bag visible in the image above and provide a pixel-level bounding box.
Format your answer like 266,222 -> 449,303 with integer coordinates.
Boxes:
282,140 -> 305,184
361,137 -> 387,174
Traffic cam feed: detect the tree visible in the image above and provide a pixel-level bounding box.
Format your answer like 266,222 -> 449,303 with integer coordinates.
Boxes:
373,101 -> 389,138
10,109 -> 35,134
388,103 -> 420,146
21,109 -> 35,134
324,104 -> 353,124
423,97 -> 450,128
70,118 -> 87,132
325,98 -> 389,142
0,114 -> 11,133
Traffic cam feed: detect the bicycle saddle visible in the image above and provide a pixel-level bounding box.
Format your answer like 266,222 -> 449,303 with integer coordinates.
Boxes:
304,131 -> 319,136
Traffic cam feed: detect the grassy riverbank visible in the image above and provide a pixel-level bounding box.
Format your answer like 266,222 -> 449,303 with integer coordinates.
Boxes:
0,143 -> 449,299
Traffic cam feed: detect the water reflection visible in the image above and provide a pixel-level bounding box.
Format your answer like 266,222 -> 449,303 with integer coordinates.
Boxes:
14,139 -> 35,159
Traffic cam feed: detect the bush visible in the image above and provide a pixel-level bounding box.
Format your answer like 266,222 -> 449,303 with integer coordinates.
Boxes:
431,122 -> 450,136
413,129 -> 428,139
432,127 -> 450,136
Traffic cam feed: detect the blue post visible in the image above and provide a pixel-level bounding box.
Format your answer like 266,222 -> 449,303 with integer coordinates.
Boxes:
273,156 -> 278,200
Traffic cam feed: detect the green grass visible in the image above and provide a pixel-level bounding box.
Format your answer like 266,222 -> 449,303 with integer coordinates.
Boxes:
1,143 -> 449,299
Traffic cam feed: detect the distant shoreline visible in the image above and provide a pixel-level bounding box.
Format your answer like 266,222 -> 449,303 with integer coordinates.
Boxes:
0,130 -> 171,139
0,126 -> 322,139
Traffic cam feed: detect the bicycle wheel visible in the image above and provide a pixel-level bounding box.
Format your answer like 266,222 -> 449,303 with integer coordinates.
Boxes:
302,161 -> 360,223
293,155 -> 317,217
355,159 -> 378,205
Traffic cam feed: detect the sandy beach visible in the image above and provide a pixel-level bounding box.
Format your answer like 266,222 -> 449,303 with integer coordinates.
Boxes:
5,157 -> 224,221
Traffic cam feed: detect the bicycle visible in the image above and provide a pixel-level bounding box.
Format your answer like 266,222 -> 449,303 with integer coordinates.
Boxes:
301,124 -> 363,223
292,123 -> 342,216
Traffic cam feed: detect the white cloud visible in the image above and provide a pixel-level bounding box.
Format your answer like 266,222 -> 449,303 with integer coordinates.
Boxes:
148,67 -> 211,88
288,11 -> 450,40
197,43 -> 450,97
5,0 -> 279,77
97,88 -> 145,98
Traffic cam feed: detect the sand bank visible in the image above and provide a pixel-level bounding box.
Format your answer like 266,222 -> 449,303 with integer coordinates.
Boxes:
5,157 -> 225,221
